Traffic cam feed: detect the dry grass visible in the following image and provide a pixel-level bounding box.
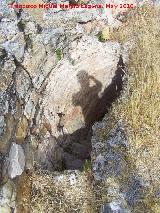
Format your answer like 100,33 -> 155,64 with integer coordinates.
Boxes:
16,173 -> 32,213
110,4 -> 160,189
31,170 -> 96,213
113,4 -> 160,151
93,5 -> 160,212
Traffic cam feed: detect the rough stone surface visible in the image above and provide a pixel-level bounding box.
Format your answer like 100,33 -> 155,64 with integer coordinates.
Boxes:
16,68 -> 31,99
0,179 -> 16,212
0,114 -> 14,155
42,38 -> 121,136
0,206 -> 12,213
71,143 -> 90,159
101,201 -> 131,213
0,180 -> 13,206
0,58 -> 15,92
0,1 -> 159,212
35,134 -> 63,171
63,152 -> 84,170
91,118 -> 160,212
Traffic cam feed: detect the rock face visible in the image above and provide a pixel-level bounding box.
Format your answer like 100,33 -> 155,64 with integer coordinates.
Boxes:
0,114 -> 14,155
0,179 -> 16,212
92,120 -> 128,181
0,0 -> 126,210
35,134 -> 63,171
0,0 -> 159,212
91,117 -> 160,212
42,38 -> 121,136
92,120 -> 132,212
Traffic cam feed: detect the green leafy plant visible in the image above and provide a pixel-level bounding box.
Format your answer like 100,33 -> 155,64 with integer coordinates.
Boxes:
55,48 -> 63,61
97,31 -> 106,43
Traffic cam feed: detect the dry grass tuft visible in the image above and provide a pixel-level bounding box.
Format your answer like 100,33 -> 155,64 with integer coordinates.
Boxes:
31,170 -> 96,213
93,5 -> 160,211
113,4 -> 160,150
110,4 -> 160,187
16,173 -> 32,213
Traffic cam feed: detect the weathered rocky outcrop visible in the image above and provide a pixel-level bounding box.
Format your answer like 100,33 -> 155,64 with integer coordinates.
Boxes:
0,0 -> 159,212
42,38 -> 121,136
0,0 -> 124,210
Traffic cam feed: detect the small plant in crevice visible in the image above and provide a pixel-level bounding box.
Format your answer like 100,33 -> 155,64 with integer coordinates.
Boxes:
97,31 -> 106,43
36,24 -> 43,34
97,27 -> 111,43
83,160 -> 92,172
71,59 -> 75,66
17,20 -> 26,32
55,48 -> 63,61
24,35 -> 33,50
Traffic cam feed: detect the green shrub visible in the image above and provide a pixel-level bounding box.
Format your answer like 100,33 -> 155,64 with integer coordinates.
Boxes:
55,48 -> 63,61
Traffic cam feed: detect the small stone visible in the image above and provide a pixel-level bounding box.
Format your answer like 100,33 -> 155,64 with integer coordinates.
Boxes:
0,92 -> 9,115
38,123 -> 48,136
8,143 -> 25,179
101,201 -> 130,213
3,33 -> 25,61
69,173 -> 76,185
16,69 -> 31,99
0,180 -> 13,206
0,58 -> 15,92
24,99 -> 35,120
54,174 -> 64,182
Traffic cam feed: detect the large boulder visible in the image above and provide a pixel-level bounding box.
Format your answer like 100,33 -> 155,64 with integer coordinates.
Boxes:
42,36 -> 121,136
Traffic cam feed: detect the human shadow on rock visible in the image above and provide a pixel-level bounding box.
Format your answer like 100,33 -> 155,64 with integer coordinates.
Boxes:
59,55 -> 125,170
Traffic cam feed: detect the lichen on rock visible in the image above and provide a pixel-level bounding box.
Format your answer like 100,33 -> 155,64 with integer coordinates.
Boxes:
0,114 -> 14,155
16,116 -> 28,144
